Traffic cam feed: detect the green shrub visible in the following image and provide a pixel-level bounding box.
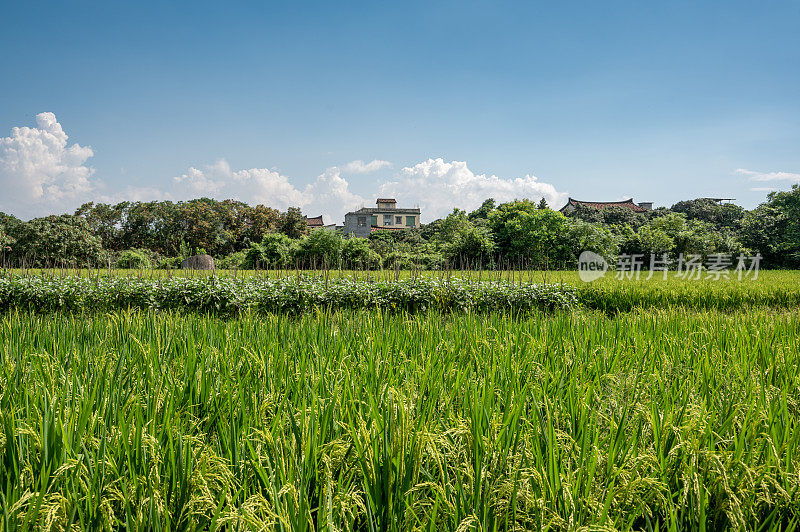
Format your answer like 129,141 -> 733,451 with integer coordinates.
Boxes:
116,249 -> 152,269
217,250 -> 247,269
243,233 -> 294,268
341,237 -> 381,268
294,229 -> 341,267
156,256 -> 181,269
0,275 -> 577,315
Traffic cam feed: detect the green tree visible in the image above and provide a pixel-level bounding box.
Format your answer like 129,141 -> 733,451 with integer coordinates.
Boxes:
341,237 -> 381,268
280,207 -> 307,239
244,232 -> 294,268
641,212 -> 747,260
294,229 -> 342,267
601,206 -> 644,227
0,227 -> 13,255
563,219 -> 620,264
468,199 -> 496,224
488,200 -> 571,265
0,212 -> 18,257
742,185 -> 800,267
434,209 -> 472,243
443,225 -> 496,266
621,224 -> 674,258
564,204 -> 603,224
8,215 -> 103,266
246,204 -> 282,244
75,202 -> 127,250
671,198 -> 745,230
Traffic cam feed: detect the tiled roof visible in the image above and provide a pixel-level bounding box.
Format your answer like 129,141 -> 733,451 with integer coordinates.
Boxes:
304,215 -> 324,227
560,198 -> 648,213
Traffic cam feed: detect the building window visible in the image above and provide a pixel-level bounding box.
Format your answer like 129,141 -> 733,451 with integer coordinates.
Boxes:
395,216 -> 403,224
406,216 -> 415,227
370,216 -> 378,226
357,216 -> 366,227
383,214 -> 393,226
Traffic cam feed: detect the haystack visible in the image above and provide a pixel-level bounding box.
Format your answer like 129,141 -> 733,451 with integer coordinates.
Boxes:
181,254 -> 215,270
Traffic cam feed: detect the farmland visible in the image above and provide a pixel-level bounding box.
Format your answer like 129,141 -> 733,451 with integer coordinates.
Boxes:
2,270 -> 800,314
1,273 -> 799,530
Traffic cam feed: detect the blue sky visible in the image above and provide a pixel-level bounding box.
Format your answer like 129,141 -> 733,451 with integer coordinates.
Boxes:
1,1 -> 798,221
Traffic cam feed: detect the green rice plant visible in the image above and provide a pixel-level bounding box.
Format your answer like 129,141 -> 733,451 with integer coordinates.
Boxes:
575,274 -> 800,312
0,308 -> 798,530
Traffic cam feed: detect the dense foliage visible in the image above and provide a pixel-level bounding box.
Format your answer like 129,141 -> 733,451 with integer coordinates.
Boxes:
2,271 -> 800,314
1,185 -> 798,269
0,214 -> 102,267
0,275 -> 577,315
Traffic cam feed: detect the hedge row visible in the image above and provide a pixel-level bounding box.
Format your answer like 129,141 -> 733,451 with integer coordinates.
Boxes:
0,275 -> 578,315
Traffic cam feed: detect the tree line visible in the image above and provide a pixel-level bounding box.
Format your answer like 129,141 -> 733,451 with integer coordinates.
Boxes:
0,185 -> 798,269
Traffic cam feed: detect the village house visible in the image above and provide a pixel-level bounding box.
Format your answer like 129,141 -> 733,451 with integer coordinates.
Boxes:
342,198 -> 421,237
559,198 -> 653,214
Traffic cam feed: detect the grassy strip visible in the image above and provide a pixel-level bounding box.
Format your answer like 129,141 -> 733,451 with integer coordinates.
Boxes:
1,309 -> 798,529
576,279 -> 800,311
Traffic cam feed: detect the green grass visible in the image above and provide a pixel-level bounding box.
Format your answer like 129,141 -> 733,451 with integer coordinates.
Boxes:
1,308 -> 798,530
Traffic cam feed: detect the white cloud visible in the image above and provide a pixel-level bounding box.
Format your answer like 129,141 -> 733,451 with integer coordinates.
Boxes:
378,158 -> 567,220
0,113 -> 569,225
169,159 -> 365,224
750,187 -> 778,192
111,185 -> 173,203
170,157 -> 567,223
172,158 -> 306,207
173,159 -> 231,197
303,166 -> 365,223
341,159 -> 392,174
0,112 -> 97,218
736,168 -> 800,183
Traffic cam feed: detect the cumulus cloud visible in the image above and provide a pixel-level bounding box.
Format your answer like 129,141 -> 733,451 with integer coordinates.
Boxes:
736,168 -> 800,183
170,159 -> 366,224
0,113 -> 568,226
171,157 -> 566,222
341,159 -> 392,174
0,112 -> 97,218
378,158 -> 567,220
111,185 -> 173,203
173,159 -> 307,207
303,166 -> 365,222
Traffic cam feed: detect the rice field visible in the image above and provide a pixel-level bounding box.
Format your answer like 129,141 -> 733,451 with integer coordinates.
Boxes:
1,307 -> 799,530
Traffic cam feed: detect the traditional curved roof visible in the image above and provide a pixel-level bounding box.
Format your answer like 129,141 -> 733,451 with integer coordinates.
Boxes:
304,215 -> 324,227
560,198 -> 648,213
